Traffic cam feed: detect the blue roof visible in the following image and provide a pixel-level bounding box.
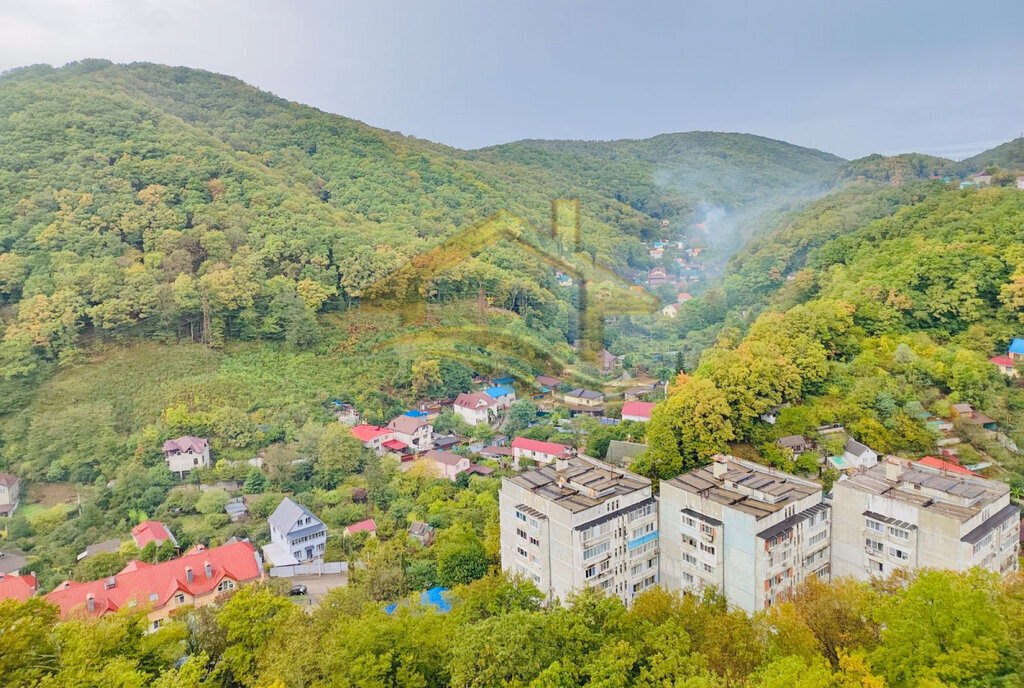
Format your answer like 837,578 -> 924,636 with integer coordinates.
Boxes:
493,376 -> 516,385
404,409 -> 428,417
385,586 -> 451,614
485,385 -> 514,398
1009,339 -> 1024,355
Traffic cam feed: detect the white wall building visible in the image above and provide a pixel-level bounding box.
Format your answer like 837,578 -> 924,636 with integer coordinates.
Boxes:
830,458 -> 1019,580
659,455 -> 831,613
162,437 -> 211,478
453,392 -> 497,426
386,415 -> 434,452
263,497 -> 327,567
499,456 -> 659,605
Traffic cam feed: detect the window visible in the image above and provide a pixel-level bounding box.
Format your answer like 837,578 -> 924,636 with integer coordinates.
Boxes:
889,547 -> 909,561
585,565 -> 596,579
152,619 -> 162,631
870,560 -> 884,574
700,523 -> 714,537
701,563 -> 714,574
865,518 -> 884,533
631,522 -> 654,539
174,594 -> 185,605
700,542 -> 715,555
888,526 -> 910,540
600,560 -> 611,572
529,536 -> 540,547
631,563 -> 643,576
866,538 -> 884,553
517,547 -> 528,558
682,515 -> 696,528
516,512 -> 527,522
217,580 -> 235,592
683,572 -> 694,584
583,541 -> 610,560
683,553 -> 697,566
529,518 -> 540,529
682,536 -> 697,548
808,530 -> 828,546
517,528 -> 527,539
630,503 -> 654,520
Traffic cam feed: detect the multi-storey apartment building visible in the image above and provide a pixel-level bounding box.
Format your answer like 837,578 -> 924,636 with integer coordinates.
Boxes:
831,458 -> 1019,580
499,455 -> 659,605
659,455 -> 831,613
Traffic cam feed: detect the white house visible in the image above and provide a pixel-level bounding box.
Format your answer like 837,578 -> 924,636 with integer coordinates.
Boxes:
162,437 -> 211,478
350,424 -> 395,455
510,437 -> 571,468
0,473 -> 21,516
263,497 -> 327,567
386,415 -> 434,452
453,392 -> 497,426
660,304 -> 678,319
836,437 -> 879,471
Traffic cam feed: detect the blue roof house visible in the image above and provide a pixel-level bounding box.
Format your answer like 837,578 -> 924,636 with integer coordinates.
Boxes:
484,385 -> 516,409
1008,338 -> 1024,358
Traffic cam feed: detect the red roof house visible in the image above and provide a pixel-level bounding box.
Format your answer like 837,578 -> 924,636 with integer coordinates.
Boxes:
0,572 -> 37,603
511,437 -> 571,467
989,355 -> 1019,378
917,456 -> 979,476
44,541 -> 263,627
621,401 -> 656,422
131,521 -> 177,549
350,424 -> 396,456
343,518 -> 377,536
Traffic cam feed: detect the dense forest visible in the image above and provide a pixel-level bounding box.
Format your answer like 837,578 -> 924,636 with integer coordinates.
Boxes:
2,567 -> 1023,687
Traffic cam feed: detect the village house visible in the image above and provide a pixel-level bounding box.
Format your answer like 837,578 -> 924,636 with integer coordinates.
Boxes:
423,449 -> 471,481
599,349 -> 622,374
660,303 -> 678,318
350,424 -> 395,456
621,401 -> 656,422
972,171 -> 992,185
263,497 -> 327,566
828,437 -> 879,472
453,392 -> 497,425
648,267 -> 668,286
78,539 -> 122,562
386,415 -> 434,453
0,572 -> 37,603
162,436 -> 211,478
131,521 -> 177,550
225,497 -> 248,523
510,437 -> 571,468
45,541 -> 264,632
990,338 -> 1024,378
343,518 -> 377,537
776,435 -> 815,456
484,384 -> 516,410
677,292 -> 693,303
0,472 -> 21,516
563,388 -> 605,407
951,403 -> 998,431
331,402 -> 360,425
408,521 -> 435,546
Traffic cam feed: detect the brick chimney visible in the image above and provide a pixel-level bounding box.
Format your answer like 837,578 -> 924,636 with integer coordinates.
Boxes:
185,567 -> 193,584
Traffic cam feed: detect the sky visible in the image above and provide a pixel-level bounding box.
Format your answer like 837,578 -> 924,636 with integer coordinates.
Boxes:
0,0 -> 1021,160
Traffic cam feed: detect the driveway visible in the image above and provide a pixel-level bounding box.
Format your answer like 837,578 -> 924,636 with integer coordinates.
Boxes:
286,571 -> 348,607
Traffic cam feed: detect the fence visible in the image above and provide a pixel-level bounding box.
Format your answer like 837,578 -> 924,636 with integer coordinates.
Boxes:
269,561 -> 348,578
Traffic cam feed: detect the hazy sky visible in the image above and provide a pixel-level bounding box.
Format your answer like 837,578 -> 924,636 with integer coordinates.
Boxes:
1,0 -> 1021,159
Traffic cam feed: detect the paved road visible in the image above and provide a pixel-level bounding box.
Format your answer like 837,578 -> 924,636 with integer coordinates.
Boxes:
286,571 -> 348,607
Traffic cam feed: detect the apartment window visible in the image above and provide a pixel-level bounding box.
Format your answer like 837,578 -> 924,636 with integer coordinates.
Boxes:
529,518 -> 540,529
700,523 -> 714,537
583,541 -> 610,560
217,580 -> 235,592
600,560 -> 611,572
532,574 -> 540,584
682,515 -> 696,528
808,530 -> 828,547
701,563 -> 714,574
529,553 -> 539,564
529,536 -> 540,547
683,553 -> 697,566
682,536 -> 697,548
600,579 -> 612,590
683,572 -> 694,584
889,547 -> 909,561
865,518 -> 885,533
516,512 -> 527,522
700,542 -> 715,555
632,523 -> 655,540
585,565 -> 596,579
517,547 -> 528,558
630,503 -> 655,520
866,538 -> 884,554
631,563 -> 643,576
869,560 -> 884,574
517,528 -> 527,539
973,533 -> 993,556
888,526 -> 910,540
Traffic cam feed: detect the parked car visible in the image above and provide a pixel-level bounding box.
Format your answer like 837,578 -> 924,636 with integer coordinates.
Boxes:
289,584 -> 308,596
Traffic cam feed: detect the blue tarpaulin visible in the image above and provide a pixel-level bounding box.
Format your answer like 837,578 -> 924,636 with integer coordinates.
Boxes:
385,586 -> 451,614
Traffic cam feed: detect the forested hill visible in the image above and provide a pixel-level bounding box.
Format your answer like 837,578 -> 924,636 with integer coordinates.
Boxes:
470,132 -> 847,219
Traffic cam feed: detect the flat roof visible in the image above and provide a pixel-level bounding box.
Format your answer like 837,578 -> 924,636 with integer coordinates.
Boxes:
665,456 -> 820,520
838,460 -> 1009,522
507,456 -> 650,513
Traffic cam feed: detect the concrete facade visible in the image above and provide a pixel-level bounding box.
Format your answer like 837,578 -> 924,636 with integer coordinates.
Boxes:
659,456 -> 830,613
499,456 -> 658,605
830,458 -> 1019,580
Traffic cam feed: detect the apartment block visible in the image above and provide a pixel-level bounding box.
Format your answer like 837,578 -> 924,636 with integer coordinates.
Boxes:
499,455 -> 659,605
659,455 -> 831,613
831,458 -> 1019,580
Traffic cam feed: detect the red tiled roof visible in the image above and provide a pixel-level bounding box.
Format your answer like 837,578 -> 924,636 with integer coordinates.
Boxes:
131,521 -> 174,548
351,425 -> 392,442
0,573 -> 37,602
344,518 -> 377,534
162,436 -> 208,453
621,401 -> 656,420
989,356 -> 1016,367
511,437 -> 570,456
44,541 -> 262,618
917,456 -> 978,476
0,472 -> 18,487
382,439 -> 409,451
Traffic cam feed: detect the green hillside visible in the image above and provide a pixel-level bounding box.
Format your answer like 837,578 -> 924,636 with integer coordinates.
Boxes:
960,136 -> 1024,173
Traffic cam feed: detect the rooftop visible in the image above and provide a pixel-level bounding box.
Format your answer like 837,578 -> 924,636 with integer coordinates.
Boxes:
387,415 -> 430,434
837,459 -> 1009,522
350,424 -> 392,442
566,388 -> 604,400
666,456 -> 821,520
424,449 -> 466,467
621,401 -> 656,420
506,455 -> 651,513
511,436 -> 570,456
162,436 -> 208,454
